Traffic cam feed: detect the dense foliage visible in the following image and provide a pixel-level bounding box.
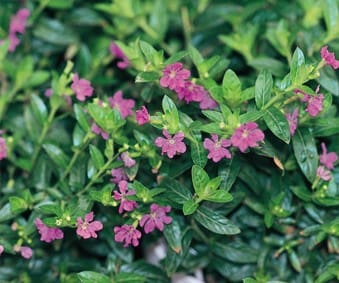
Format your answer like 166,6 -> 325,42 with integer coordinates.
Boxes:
1,0 -> 339,282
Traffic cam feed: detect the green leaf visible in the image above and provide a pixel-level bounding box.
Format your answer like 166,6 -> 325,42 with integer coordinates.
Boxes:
9,197 -> 28,214
188,45 -> 204,67
194,206 -> 240,235
204,190 -> 233,203
192,165 -> 209,196
139,40 -> 158,63
0,204 -> 16,222
15,56 -> 34,88
77,271 -> 111,283
89,145 -> 105,170
212,242 -> 258,263
24,71 -> 50,88
190,141 -> 208,168
74,104 -> 90,132
46,0 -> 74,9
222,69 -> 241,106
202,110 -> 223,122
30,94 -> 48,125
115,272 -> 146,283
264,106 -> 290,143
183,200 -> 199,215
219,156 -> 241,192
165,51 -> 188,65
164,219 -> 183,253
162,95 -> 179,132
292,128 -> 318,182
135,71 -> 160,83
149,0 -> 168,41
255,70 -> 273,109
323,0 -> 339,36
290,185 -> 312,202
43,143 -> 70,170
161,177 -> 192,204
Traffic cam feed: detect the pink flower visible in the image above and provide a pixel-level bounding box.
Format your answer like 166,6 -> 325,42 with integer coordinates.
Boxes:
199,92 -> 218,110
91,123 -> 109,140
176,81 -> 206,103
160,63 -> 191,90
155,130 -> 187,158
319,143 -> 338,170
111,167 -> 128,184
0,137 -> 7,160
0,245 -> 4,256
20,246 -> 33,259
9,8 -> 30,34
8,33 -> 20,52
301,92 -> 324,117
140,204 -> 172,234
114,224 -> 142,247
71,74 -> 94,101
231,122 -> 265,153
285,109 -> 298,136
76,212 -> 103,239
113,180 -> 138,214
136,106 -> 150,125
320,45 -> 339,69
317,166 -> 332,181
35,218 -> 64,243
108,90 -> 135,118
203,134 -> 232,162
44,88 -> 53,97
109,42 -> 130,69
121,152 -> 136,168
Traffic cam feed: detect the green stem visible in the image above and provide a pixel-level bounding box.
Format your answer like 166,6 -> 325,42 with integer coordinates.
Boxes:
77,153 -> 119,196
181,7 -> 192,49
30,106 -> 58,172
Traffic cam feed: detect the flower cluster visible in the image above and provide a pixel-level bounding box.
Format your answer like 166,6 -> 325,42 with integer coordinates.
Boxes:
110,42 -> 130,69
316,143 -> 338,181
160,62 -> 217,109
0,8 -> 30,52
71,74 -> 94,101
320,45 -> 339,69
109,90 -> 135,118
35,218 -> 64,243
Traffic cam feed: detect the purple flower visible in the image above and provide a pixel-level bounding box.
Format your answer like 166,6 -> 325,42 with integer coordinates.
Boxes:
0,137 -> 7,160
320,45 -> 339,69
8,33 -> 20,52
121,152 -> 136,168
203,134 -> 232,162
301,93 -> 324,117
136,106 -> 150,125
111,167 -> 128,184
160,63 -> 191,90
199,92 -> 218,110
231,122 -> 265,153
9,8 -> 30,34
71,74 -> 94,101
319,143 -> 338,170
0,245 -> 4,256
20,246 -> 33,259
285,109 -> 298,136
140,204 -> 172,234
109,42 -> 130,69
113,180 -> 138,214
35,218 -> 64,243
176,80 -> 206,103
317,165 -> 332,181
114,224 -> 142,247
155,130 -> 187,158
91,123 -> 109,140
108,90 -> 135,118
76,212 -> 103,239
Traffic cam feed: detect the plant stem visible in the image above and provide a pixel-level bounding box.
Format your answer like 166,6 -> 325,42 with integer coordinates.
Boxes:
30,106 -> 58,172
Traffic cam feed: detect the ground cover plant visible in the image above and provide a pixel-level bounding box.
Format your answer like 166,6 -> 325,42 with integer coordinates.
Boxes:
1,0 -> 339,282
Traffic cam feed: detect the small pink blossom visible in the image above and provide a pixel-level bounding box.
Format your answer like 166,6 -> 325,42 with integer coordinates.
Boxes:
136,106 -> 150,125
20,246 -> 33,259
8,33 -> 20,52
0,137 -> 7,160
320,143 -> 338,170
121,152 -> 136,168
9,8 -> 30,34
108,90 -> 135,118
320,45 -> 339,69
317,165 -> 332,181
155,130 -> 186,158
140,204 -> 172,234
91,123 -> 109,140
114,224 -> 142,247
71,74 -> 94,101
301,92 -> 324,117
199,92 -> 218,110
0,245 -> 4,256
160,63 -> 191,90
285,109 -> 298,136
113,180 -> 138,214
203,134 -> 232,162
35,218 -> 64,243
44,88 -> 53,97
76,212 -> 103,239
111,167 -> 128,184
176,80 -> 206,103
109,42 -> 130,69
231,122 -> 265,153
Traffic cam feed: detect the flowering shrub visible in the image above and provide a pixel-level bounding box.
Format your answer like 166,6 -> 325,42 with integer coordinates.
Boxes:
1,1 -> 339,282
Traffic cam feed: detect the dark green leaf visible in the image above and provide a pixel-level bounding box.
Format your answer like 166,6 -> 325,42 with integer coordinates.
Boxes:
264,106 -> 290,143
219,156 -> 241,192
190,141 -> 207,168
89,145 -> 105,170
212,242 -> 258,263
43,143 -> 70,170
255,70 -> 273,109
77,271 -> 111,283
114,272 -> 146,283
74,104 -> 90,132
192,165 -> 209,196
30,94 -> 48,126
160,177 -> 192,204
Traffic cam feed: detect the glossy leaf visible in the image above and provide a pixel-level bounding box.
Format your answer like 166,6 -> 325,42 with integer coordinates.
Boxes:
255,70 -> 273,109
263,106 -> 290,143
